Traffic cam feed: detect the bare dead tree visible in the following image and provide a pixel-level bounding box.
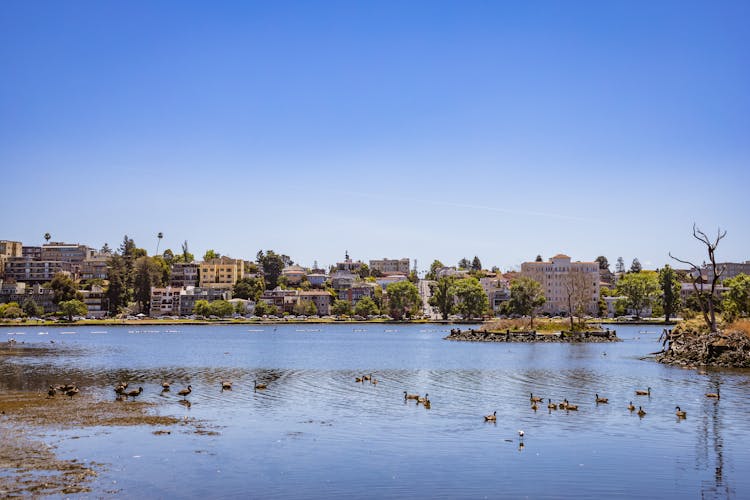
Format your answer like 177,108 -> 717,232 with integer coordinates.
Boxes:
669,224 -> 726,333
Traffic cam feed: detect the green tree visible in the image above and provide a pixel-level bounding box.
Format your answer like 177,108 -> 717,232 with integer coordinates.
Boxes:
354,296 -> 379,317
722,273 -> 750,322
49,273 -> 81,304
452,277 -> 489,319
233,277 -> 266,301
429,277 -> 455,320
253,300 -> 279,317
331,299 -> 353,316
595,256 -> 609,270
471,256 -> 482,272
22,299 -> 44,317
133,256 -> 164,313
658,265 -> 681,322
203,249 -> 221,261
293,300 -> 318,316
58,299 -> 87,321
385,281 -> 421,320
257,250 -> 285,289
616,271 -> 660,318
425,260 -> 444,280
209,300 -> 234,317
507,277 -> 546,328
630,258 -> 642,273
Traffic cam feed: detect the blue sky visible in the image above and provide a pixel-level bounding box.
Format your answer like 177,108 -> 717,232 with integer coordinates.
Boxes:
1,1 -> 748,272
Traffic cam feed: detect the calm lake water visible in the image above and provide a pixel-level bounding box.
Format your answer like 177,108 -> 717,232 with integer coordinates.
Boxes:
1,323 -> 749,499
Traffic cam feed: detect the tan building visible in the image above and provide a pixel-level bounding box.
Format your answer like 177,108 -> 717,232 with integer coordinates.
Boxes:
520,254 -> 600,315
199,257 -> 245,289
369,258 -> 410,276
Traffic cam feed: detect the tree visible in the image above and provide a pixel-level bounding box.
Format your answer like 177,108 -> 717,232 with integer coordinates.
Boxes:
253,301 -> 278,317
425,260 -> 444,280
562,269 -> 595,331
385,281 -> 421,320
658,265 -> 681,322
293,300 -> 318,316
429,277 -> 455,320
257,250 -> 285,289
106,254 -> 129,314
595,256 -> 609,271
331,299 -> 353,316
722,273 -> 750,322
615,257 -> 625,273
203,249 -> 221,261
49,273 -> 81,304
457,258 -> 471,270
507,277 -> 546,328
630,258 -> 642,273
452,277 -> 489,319
616,271 -> 660,319
233,277 -> 266,301
58,299 -> 87,321
670,224 -> 727,333
354,296 -> 379,317
22,299 -> 44,317
471,256 -> 482,272
133,256 -> 164,313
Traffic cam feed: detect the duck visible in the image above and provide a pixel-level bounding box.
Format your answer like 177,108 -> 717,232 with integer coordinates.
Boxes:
595,394 -> 609,404
635,387 -> 651,396
161,382 -> 171,391
637,406 -> 646,417
675,406 -> 687,418
484,411 -> 497,422
177,385 -> 192,399
705,389 -> 720,399
404,391 -> 419,400
417,393 -> 429,405
530,393 -> 543,403
547,399 -> 557,410
254,380 -> 267,390
126,387 -> 143,399
221,381 -> 232,391
628,401 -> 636,411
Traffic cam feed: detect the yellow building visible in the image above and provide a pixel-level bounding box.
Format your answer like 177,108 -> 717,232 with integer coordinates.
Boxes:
199,257 -> 245,289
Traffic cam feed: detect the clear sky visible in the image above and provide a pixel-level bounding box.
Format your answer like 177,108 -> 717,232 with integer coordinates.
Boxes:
1,1 -> 748,272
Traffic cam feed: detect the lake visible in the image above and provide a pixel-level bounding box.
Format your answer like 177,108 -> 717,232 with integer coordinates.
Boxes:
1,323 -> 748,498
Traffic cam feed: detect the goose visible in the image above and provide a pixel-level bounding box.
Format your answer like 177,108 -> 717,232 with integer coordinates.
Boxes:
595,394 -> 609,404
221,381 -> 232,391
628,401 -> 636,411
404,391 -> 419,400
177,385 -> 192,399
635,387 -> 651,396
484,411 -> 497,422
637,406 -> 646,417
161,382 -> 171,391
547,399 -> 557,410
66,387 -> 80,399
126,387 -> 143,399
705,389 -> 720,399
417,393 -> 429,405
530,393 -> 543,403
675,406 -> 687,418
254,380 -> 267,390
564,400 -> 578,411
47,386 -> 56,398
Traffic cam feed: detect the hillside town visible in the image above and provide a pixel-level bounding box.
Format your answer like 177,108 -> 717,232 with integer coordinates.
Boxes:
1,236 -> 748,323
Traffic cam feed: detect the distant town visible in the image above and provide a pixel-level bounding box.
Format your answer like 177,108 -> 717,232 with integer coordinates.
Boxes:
0,235 -> 748,322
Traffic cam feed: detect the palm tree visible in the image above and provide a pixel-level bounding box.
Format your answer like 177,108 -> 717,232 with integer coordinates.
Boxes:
156,232 -> 163,255
44,232 -> 51,243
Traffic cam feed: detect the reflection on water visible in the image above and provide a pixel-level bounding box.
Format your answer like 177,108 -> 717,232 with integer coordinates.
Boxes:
1,324 -> 749,498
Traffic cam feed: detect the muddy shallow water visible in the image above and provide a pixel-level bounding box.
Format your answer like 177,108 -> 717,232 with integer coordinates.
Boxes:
1,324 -> 749,498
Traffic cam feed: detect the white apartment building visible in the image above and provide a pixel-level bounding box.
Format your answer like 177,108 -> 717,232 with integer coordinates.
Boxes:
520,254 -> 600,315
